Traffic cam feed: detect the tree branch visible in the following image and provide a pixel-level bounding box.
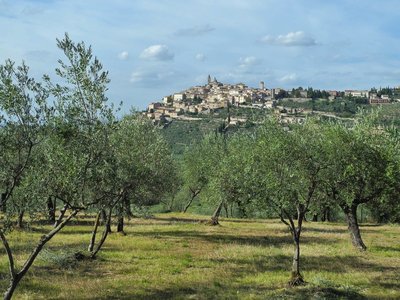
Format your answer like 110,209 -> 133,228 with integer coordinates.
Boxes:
0,230 -> 16,279
17,209 -> 80,279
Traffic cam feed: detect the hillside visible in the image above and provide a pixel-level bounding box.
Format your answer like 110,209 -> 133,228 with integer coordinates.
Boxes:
159,101 -> 400,156
160,107 -> 267,155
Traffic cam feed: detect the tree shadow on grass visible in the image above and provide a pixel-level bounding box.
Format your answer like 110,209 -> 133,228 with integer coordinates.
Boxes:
0,240 -> 87,259
372,245 -> 400,252
275,286 -> 367,300
152,215 -> 265,224
302,227 -> 348,234
32,219 -> 96,227
106,287 -> 198,300
373,272 -> 400,291
303,226 -> 378,235
132,229 -> 340,248
7,247 -> 388,300
359,224 -> 382,227
8,261 -> 107,299
73,279 -> 368,300
208,253 -> 397,275
221,218 -> 268,224
149,216 -> 210,224
28,228 -> 91,235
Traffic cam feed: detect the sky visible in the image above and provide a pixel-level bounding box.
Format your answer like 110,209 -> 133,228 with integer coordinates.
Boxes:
1,0 -> 400,111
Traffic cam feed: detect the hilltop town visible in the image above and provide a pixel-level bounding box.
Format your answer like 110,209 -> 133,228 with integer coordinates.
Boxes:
145,75 -> 400,125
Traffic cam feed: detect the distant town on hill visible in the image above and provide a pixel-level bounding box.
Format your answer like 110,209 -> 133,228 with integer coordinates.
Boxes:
144,75 -> 400,126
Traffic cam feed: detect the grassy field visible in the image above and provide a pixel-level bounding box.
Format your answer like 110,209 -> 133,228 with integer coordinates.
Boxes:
0,213 -> 399,299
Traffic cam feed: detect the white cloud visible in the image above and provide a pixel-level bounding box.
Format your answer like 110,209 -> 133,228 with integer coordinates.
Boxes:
175,24 -> 215,37
195,53 -> 206,61
140,45 -> 174,61
279,73 -> 298,82
118,51 -> 129,60
130,68 -> 175,87
239,56 -> 260,68
261,31 -> 316,46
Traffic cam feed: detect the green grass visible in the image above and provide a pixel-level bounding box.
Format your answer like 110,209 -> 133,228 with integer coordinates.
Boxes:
1,213 -> 399,299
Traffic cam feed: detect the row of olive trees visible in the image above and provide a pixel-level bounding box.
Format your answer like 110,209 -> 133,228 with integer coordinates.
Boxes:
0,35 -> 176,299
180,113 -> 400,285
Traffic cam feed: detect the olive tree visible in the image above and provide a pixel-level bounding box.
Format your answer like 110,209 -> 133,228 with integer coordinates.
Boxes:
253,118 -> 326,285
87,113 -> 177,257
180,134 -> 221,213
320,116 -> 389,251
207,132 -> 258,219
0,59 -> 52,299
370,126 -> 400,223
0,33 -> 115,299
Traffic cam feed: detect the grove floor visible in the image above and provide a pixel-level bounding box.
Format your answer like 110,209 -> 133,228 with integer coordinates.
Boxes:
0,213 -> 399,299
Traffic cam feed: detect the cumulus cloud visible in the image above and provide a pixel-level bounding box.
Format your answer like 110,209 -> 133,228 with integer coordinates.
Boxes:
118,51 -> 129,60
279,73 -> 298,82
195,53 -> 206,61
239,56 -> 261,68
130,68 -> 175,87
260,31 -> 316,46
175,24 -> 215,37
140,45 -> 174,61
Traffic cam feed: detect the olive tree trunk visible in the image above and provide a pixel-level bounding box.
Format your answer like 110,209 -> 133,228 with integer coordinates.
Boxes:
0,193 -> 6,213
280,207 -> 306,286
117,215 -> 124,233
183,188 -> 200,213
1,209 -> 79,300
291,232 -> 302,284
47,197 -> 56,224
101,209 -> 112,233
88,211 -> 101,252
343,204 -> 367,251
209,200 -> 224,225
90,209 -> 112,259
54,204 -> 68,227
17,211 -> 24,229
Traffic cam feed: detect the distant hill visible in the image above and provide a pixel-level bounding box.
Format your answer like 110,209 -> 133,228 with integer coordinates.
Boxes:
160,106 -> 266,156
159,102 -> 400,156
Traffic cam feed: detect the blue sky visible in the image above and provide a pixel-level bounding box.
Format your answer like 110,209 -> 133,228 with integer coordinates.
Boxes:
1,0 -> 400,111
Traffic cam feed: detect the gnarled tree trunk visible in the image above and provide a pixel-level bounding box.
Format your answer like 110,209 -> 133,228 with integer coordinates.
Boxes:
47,197 -> 56,224
223,202 -> 229,218
343,204 -> 367,251
1,193 -> 6,213
54,204 -> 68,227
88,211 -> 101,252
183,188 -> 200,213
101,209 -> 112,233
17,210 -> 24,229
290,231 -> 304,286
90,209 -> 112,259
281,205 -> 306,287
182,197 -> 194,213
117,215 -> 124,233
209,200 -> 224,226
